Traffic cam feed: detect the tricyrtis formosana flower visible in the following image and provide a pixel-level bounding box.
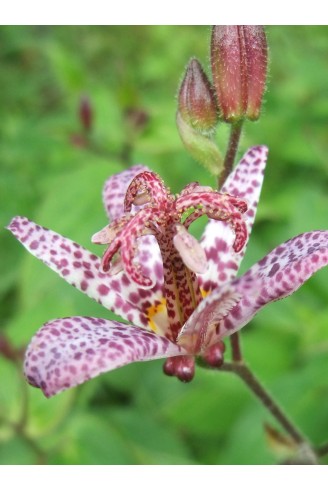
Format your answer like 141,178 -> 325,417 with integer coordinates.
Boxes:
8,147 -> 328,397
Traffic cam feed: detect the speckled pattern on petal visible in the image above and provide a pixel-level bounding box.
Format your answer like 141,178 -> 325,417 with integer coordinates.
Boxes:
7,216 -> 165,330
103,165 -> 148,221
177,284 -> 242,352
195,230 -> 328,343
239,230 -> 328,303
24,316 -> 185,397
200,145 -> 268,293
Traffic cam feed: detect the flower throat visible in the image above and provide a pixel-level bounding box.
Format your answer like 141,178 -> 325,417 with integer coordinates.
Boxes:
92,171 -> 248,341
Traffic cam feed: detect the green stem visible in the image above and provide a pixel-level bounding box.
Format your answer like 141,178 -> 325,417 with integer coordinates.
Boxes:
15,368 -> 30,431
218,121 -> 243,188
219,361 -> 307,445
218,122 -> 244,363
0,414 -> 47,464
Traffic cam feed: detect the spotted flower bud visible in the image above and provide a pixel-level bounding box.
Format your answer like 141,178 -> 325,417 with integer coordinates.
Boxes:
211,26 -> 268,122
178,58 -> 218,133
79,95 -> 93,132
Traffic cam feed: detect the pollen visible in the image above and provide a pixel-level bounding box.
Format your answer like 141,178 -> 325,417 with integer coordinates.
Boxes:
200,287 -> 210,299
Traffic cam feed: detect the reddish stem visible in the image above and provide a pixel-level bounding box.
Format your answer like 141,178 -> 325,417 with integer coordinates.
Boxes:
218,121 -> 243,188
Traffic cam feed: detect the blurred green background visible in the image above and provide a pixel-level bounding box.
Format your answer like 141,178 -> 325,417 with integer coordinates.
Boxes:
1,26 -> 328,465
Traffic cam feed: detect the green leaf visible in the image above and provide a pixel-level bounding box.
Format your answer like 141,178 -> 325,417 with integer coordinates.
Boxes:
0,437 -> 37,465
176,112 -> 223,176
49,413 -> 133,464
107,407 -> 195,464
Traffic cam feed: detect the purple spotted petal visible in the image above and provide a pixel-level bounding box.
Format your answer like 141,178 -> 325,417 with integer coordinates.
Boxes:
239,230 -> 328,302
185,277 -> 260,346
25,316 -> 185,397
199,145 -> 268,293
177,284 -> 242,352
103,165 -> 149,221
194,230 -> 328,343
7,217 -> 166,330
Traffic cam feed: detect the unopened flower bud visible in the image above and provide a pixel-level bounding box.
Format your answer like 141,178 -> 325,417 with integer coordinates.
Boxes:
178,58 -> 218,133
163,357 -> 176,377
211,26 -> 267,122
124,107 -> 149,132
163,356 -> 195,382
79,95 -> 93,132
175,356 -> 195,382
202,341 -> 225,368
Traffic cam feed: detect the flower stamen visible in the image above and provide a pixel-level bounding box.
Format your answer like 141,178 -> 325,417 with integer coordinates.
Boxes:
94,170 -> 248,347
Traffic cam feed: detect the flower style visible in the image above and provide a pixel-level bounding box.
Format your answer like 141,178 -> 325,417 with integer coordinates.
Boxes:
8,146 -> 328,397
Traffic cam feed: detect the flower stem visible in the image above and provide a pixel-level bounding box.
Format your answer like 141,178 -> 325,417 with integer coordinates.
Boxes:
0,414 -> 47,464
316,441 -> 328,457
217,122 -> 244,363
218,121 -> 243,188
219,361 -> 306,445
230,332 -> 243,362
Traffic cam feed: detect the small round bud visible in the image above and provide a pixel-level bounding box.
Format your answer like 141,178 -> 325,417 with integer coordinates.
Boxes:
202,341 -> 225,368
176,356 -> 195,382
163,356 -> 195,382
163,357 -> 177,376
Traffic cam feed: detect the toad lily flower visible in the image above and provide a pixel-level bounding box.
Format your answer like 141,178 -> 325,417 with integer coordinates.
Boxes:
8,146 -> 328,397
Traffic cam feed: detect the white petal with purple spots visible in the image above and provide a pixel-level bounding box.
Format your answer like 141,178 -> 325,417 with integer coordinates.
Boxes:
196,230 -> 328,343
238,230 -> 328,305
199,146 -> 268,293
177,284 -> 242,352
10,146 -> 328,395
7,217 -> 165,330
25,317 -> 185,397
103,165 -> 149,221
173,224 -> 208,274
